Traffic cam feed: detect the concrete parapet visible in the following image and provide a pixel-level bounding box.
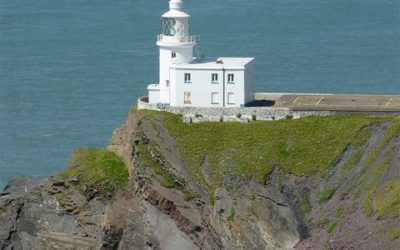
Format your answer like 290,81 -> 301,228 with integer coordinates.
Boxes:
137,96 -> 332,123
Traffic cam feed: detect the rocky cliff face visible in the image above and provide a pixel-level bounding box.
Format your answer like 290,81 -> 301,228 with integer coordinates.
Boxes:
1,110 -> 399,250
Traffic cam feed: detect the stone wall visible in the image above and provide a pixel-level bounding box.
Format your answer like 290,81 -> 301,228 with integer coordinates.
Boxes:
137,96 -> 332,123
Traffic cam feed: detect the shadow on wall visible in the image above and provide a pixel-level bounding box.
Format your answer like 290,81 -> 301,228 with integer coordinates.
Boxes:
246,100 -> 276,107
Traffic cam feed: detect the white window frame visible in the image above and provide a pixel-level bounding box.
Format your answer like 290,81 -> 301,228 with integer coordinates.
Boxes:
227,92 -> 235,105
184,92 -> 192,104
184,73 -> 191,83
211,92 -> 219,104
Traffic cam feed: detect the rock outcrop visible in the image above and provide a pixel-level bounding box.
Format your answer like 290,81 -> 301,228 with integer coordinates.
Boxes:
1,110 -> 399,250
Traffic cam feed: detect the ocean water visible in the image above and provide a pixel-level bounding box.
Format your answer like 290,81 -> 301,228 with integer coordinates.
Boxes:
0,0 -> 399,189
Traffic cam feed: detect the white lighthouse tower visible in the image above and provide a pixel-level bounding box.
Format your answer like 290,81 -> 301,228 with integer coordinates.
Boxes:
149,0 -> 199,105
147,0 -> 255,108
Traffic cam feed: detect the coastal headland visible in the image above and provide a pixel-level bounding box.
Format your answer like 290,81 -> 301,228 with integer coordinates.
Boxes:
1,107 -> 399,249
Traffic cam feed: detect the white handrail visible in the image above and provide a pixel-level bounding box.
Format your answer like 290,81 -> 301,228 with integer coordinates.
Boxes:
157,35 -> 200,44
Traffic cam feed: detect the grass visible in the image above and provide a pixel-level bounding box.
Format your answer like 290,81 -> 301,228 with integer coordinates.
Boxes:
343,149 -> 364,173
327,220 -> 338,234
349,122 -> 399,195
365,123 -> 400,168
247,202 -> 260,219
375,180 -> 400,219
362,146 -> 397,218
138,143 -> 185,190
301,199 -> 312,214
136,110 -> 395,192
335,207 -> 343,218
363,192 -> 374,217
351,126 -> 372,148
227,207 -> 236,221
61,148 -> 129,196
183,191 -> 200,201
318,185 -> 336,203
346,122 -> 400,218
316,217 -> 330,226
138,141 -> 207,205
385,227 -> 400,241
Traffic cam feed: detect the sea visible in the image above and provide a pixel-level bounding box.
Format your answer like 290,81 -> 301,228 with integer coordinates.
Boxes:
0,0 -> 399,190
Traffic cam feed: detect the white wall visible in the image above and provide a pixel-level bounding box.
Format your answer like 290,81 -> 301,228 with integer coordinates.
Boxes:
170,68 -> 246,107
244,61 -> 256,105
224,69 -> 245,107
149,89 -> 160,104
158,45 -> 194,104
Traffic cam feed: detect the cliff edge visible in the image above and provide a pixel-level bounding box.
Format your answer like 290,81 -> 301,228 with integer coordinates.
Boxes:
1,109 -> 399,250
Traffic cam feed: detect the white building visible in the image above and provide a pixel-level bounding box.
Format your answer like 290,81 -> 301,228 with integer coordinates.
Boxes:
148,0 -> 255,108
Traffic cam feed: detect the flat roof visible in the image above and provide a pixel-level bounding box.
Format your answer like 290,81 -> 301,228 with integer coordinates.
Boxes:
170,57 -> 254,70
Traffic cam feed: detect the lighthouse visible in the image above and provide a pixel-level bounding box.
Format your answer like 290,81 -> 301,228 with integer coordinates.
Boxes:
147,0 -> 255,108
156,0 -> 198,104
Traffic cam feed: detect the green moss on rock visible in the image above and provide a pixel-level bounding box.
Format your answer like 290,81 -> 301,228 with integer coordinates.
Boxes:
318,185 -> 336,203
375,180 -> 400,219
327,220 -> 338,234
61,148 -> 129,197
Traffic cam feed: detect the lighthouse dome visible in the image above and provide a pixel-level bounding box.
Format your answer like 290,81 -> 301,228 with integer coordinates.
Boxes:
163,0 -> 189,18
169,0 -> 183,10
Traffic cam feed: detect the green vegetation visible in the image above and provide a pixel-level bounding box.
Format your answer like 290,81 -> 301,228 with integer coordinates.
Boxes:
228,207 -> 236,221
247,202 -> 260,219
385,227 -> 400,241
137,141 -> 206,206
363,192 -> 374,217
327,220 -> 338,234
335,207 -> 343,218
343,150 -> 363,173
316,217 -> 330,226
375,180 -> 400,219
285,115 -> 293,120
136,110 -> 396,193
357,122 -> 400,218
318,185 -> 336,203
61,148 -> 129,196
183,191 -> 200,201
351,126 -> 372,148
301,199 -> 312,214
138,143 -> 185,190
362,146 -> 397,218
365,123 -> 400,167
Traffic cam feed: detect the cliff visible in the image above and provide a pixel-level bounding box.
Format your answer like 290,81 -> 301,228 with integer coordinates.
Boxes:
1,109 -> 399,250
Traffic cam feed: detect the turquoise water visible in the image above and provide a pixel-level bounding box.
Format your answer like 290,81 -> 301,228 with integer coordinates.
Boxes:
0,0 -> 399,189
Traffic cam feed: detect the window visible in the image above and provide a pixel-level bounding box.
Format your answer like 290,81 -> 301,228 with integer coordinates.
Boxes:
166,80 -> 170,88
184,92 -> 192,104
184,73 -> 191,83
211,73 -> 218,83
163,18 -> 176,36
211,92 -> 219,104
171,52 -> 176,58
228,73 -> 235,83
227,92 -> 235,105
